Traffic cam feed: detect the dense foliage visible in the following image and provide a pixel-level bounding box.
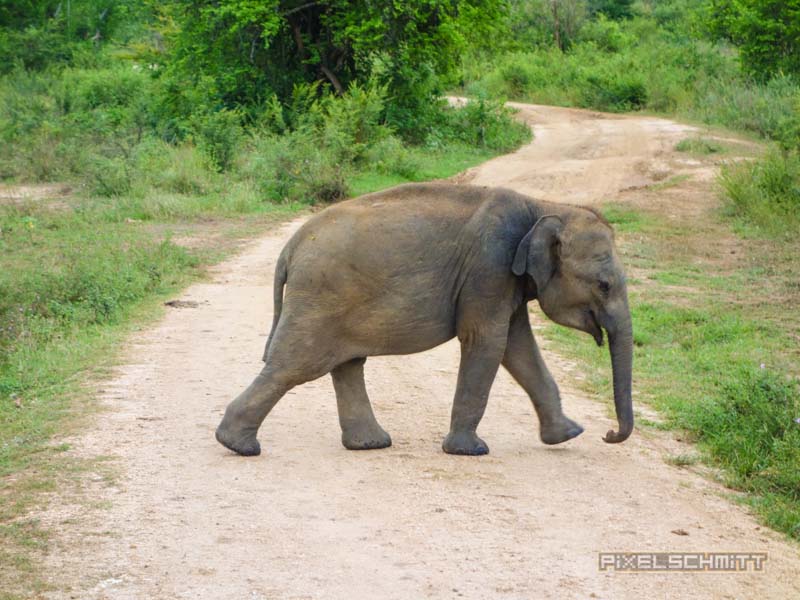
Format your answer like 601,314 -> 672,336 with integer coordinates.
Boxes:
160,0 -> 503,133
707,0 -> 800,79
0,1 -> 530,198
463,0 -> 800,147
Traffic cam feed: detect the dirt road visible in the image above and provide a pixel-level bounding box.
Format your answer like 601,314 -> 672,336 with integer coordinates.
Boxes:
43,104 -> 800,599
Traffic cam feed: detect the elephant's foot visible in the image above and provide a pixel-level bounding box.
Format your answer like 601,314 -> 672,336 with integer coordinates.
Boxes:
442,430 -> 489,456
341,424 -> 392,450
540,417 -> 584,445
215,423 -> 261,456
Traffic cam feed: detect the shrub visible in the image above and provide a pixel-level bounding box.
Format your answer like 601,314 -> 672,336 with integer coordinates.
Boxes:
191,108 -> 243,172
579,15 -> 635,52
720,149 -> 800,234
0,27 -> 73,74
318,82 -> 389,163
363,136 -> 422,179
84,154 -> 133,196
59,66 -> 147,112
683,368 -> 800,506
243,130 -> 348,204
706,0 -> 800,80
443,97 -> 532,151
693,75 -> 800,151
133,139 -> 216,196
581,70 -> 648,111
0,65 -> 158,184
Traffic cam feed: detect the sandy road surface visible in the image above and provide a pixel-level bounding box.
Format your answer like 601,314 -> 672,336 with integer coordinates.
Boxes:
42,104 -> 800,599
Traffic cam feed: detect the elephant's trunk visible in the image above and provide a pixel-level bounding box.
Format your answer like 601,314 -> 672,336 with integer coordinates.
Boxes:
602,299 -> 634,443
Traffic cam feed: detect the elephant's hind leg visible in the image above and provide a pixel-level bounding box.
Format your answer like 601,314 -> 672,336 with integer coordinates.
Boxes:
332,358 -> 392,450
216,319 -> 342,456
215,364 -> 293,456
502,306 -> 583,445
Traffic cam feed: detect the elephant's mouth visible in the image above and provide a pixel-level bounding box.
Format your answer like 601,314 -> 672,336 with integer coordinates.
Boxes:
587,310 -> 604,347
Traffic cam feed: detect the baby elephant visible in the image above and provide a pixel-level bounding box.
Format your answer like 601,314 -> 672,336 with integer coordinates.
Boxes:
216,183 -> 633,456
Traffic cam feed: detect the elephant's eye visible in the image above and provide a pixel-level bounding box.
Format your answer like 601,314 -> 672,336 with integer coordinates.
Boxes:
598,280 -> 611,294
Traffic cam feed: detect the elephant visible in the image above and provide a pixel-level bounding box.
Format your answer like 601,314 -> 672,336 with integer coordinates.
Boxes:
215,182 -> 633,457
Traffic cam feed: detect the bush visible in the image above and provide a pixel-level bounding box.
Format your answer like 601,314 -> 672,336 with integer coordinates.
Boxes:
692,75 -> 800,151
190,108 -> 243,172
84,154 -> 133,196
582,70 -> 648,111
363,136 -> 422,179
442,97 -> 532,151
706,0 -> 800,80
0,27 -> 73,74
720,149 -> 800,234
133,139 -> 216,196
242,130 -> 348,204
318,82 -> 389,163
578,15 -> 635,52
59,66 -> 146,112
684,368 -> 800,510
588,0 -> 634,21
0,65 -> 158,184
0,70 -> 77,180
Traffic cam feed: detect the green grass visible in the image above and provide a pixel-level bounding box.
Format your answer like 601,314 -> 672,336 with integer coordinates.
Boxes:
349,144 -> 495,196
0,205 -> 208,596
675,137 -> 726,155
540,203 -> 800,541
720,148 -> 800,236
602,203 -> 655,233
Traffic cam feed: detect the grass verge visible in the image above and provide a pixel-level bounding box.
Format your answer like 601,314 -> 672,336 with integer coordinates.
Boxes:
720,148 -> 800,236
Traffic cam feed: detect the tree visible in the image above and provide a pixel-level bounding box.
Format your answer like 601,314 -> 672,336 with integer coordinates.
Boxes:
159,0 -> 504,127
707,0 -> 800,79
549,0 -> 586,50
0,0 -> 151,72
506,0 -> 585,51
587,0 -> 633,20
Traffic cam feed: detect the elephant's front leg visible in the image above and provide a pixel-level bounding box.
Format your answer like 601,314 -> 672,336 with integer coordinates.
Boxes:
502,306 -> 584,445
442,324 -> 508,456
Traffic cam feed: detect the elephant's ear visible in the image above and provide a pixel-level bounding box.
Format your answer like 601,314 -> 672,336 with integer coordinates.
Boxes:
512,215 -> 564,291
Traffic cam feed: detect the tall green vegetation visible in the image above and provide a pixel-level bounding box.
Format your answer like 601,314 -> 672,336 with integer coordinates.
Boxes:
462,0 -> 800,241
0,0 -> 529,198
159,0 -> 504,138
706,0 -> 800,79
720,149 -> 800,235
0,1 -> 152,72
463,0 -> 800,149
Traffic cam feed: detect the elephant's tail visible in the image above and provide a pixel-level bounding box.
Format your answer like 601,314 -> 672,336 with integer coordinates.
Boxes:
262,249 -> 288,362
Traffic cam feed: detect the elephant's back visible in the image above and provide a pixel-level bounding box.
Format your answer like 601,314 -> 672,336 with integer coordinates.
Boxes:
280,183 -> 494,302
287,183 -> 488,262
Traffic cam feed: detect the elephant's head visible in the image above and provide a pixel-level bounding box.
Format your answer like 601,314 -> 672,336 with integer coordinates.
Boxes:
512,210 -> 633,443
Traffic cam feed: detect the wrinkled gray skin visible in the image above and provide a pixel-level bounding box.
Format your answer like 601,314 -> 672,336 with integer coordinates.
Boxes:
216,183 -> 633,456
